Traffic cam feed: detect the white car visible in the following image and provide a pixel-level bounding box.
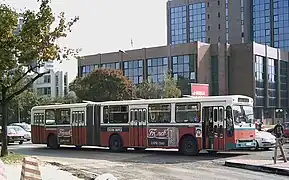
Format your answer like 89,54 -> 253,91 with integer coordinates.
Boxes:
254,129 -> 276,150
9,126 -> 31,141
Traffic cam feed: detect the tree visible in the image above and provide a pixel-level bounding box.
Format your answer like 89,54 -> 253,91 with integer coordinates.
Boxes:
135,80 -> 161,99
0,0 -> 79,156
162,73 -> 181,98
8,90 -> 39,124
70,69 -> 135,102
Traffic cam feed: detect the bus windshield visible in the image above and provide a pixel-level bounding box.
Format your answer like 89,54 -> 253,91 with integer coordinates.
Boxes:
232,105 -> 254,125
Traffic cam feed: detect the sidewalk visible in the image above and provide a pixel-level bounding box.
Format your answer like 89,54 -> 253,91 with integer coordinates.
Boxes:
4,163 -> 80,180
225,159 -> 289,176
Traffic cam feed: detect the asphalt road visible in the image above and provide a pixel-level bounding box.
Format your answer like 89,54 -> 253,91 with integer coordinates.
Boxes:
8,143 -> 289,180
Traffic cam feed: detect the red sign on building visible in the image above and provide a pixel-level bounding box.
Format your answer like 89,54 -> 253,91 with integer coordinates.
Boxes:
191,83 -> 209,97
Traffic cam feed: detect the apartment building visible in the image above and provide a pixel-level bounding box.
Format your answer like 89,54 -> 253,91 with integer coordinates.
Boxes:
33,70 -> 68,98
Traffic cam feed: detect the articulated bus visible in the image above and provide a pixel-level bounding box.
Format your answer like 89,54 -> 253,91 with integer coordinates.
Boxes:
31,95 -> 256,155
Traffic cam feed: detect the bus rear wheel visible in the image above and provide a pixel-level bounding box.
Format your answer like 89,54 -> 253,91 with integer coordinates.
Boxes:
179,136 -> 198,156
109,134 -> 123,152
47,134 -> 59,149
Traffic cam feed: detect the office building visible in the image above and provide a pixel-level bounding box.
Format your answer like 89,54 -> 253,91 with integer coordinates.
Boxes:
167,0 -> 252,45
78,41 -> 289,123
167,0 -> 289,52
33,70 -> 68,98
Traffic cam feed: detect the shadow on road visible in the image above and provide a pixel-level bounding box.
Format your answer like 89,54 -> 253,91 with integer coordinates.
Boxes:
9,144 -> 249,165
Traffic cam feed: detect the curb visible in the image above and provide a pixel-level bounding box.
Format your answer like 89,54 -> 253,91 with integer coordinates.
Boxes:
224,161 -> 289,176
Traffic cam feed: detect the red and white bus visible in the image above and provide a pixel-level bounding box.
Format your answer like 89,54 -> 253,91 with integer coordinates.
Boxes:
31,95 -> 256,155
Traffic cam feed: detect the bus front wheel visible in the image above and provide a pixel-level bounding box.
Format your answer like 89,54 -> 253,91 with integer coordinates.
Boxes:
179,136 -> 198,156
47,134 -> 59,149
109,134 -> 123,152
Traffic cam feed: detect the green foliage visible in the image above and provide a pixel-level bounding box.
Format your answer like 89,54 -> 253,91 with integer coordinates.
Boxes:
0,0 -> 79,156
162,73 -> 181,98
8,90 -> 78,124
0,0 -> 79,104
70,69 -> 135,102
135,80 -> 161,99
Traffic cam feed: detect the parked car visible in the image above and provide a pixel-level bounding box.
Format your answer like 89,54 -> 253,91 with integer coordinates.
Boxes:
254,129 -> 276,150
0,126 -> 26,145
9,126 -> 31,141
10,123 -> 31,132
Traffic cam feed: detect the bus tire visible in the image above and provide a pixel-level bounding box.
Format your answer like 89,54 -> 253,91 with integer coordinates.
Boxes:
179,136 -> 198,156
47,134 -> 59,149
109,134 -> 123,152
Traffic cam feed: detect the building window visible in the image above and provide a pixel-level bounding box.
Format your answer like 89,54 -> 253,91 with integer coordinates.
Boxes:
253,0 -> 271,46
218,24 -> 220,29
218,12 -> 220,18
170,6 -> 187,45
175,103 -> 200,123
218,1 -> 220,6
56,87 -> 59,97
64,87 -> 68,96
147,57 -> 168,83
211,56 -> 219,95
280,61 -> 288,108
64,74 -> 67,86
101,62 -> 120,69
189,2 -> 206,43
148,104 -> 171,123
254,55 -> 265,106
103,106 -> 129,124
81,64 -> 96,77
55,75 -> 59,86
43,75 -> 51,83
268,58 -> 277,107
123,60 -> 143,84
172,55 -> 196,81
37,87 -> 51,96
271,0 -> 289,51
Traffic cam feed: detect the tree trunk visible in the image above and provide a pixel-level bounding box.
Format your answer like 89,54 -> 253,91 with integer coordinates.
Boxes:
1,90 -> 8,157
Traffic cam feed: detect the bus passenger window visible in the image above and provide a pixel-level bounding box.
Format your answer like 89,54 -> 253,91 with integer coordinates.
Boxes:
175,103 -> 200,123
148,104 -> 171,123
108,105 -> 129,124
59,110 -> 70,125
103,106 -> 109,123
45,110 -> 56,125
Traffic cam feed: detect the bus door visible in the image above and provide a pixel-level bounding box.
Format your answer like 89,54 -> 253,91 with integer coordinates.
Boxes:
72,111 -> 85,146
129,105 -> 147,147
202,106 -> 225,151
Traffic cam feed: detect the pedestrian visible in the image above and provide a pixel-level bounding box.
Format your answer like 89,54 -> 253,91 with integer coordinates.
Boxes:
273,121 -> 284,138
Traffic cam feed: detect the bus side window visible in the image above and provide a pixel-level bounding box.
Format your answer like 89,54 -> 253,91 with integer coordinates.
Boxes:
59,109 -> 70,125
45,110 -> 56,125
103,106 -> 109,123
219,107 -> 224,122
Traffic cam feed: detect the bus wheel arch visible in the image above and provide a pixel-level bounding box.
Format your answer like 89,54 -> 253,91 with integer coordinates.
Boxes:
109,133 -> 124,152
47,133 -> 59,149
179,134 -> 199,156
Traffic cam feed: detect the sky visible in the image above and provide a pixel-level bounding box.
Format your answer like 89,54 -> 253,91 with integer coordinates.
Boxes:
4,0 -> 168,82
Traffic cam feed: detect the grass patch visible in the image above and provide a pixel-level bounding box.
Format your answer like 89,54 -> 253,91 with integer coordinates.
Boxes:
0,152 -> 25,164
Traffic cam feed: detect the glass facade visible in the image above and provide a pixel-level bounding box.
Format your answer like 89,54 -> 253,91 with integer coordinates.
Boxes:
189,3 -> 206,43
273,0 -> 289,51
123,60 -> 144,84
172,55 -> 196,82
254,55 -> 265,106
170,6 -> 187,45
147,57 -> 168,83
101,62 -> 120,69
80,62 -> 121,77
253,0 -> 271,46
268,58 -> 278,106
280,61 -> 288,108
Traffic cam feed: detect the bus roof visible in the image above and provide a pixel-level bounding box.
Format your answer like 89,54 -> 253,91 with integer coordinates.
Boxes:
100,95 -> 253,106
31,95 -> 253,111
31,102 -> 100,111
